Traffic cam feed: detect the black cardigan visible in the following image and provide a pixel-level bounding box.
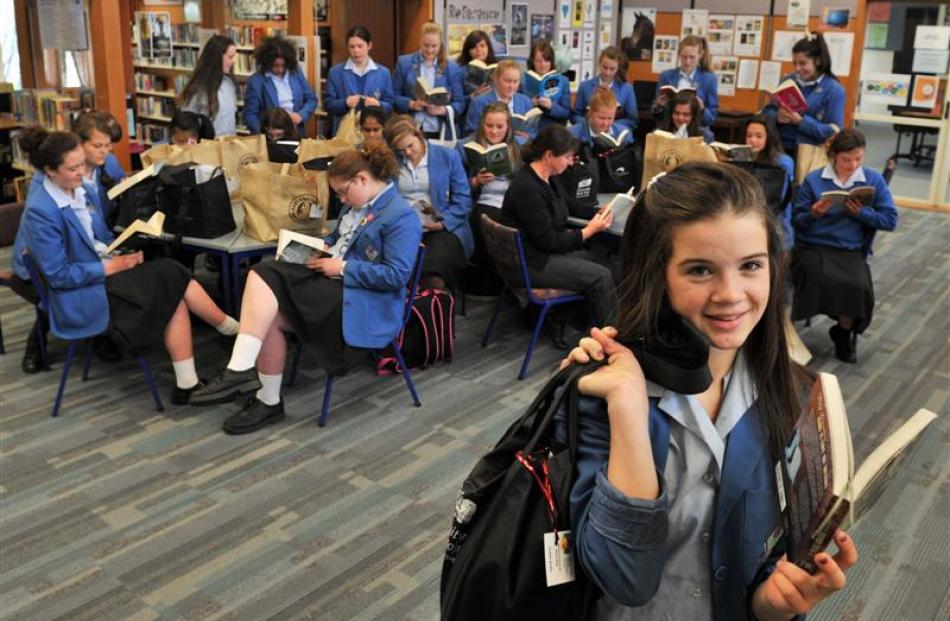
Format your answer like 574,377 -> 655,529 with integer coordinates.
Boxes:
500,164 -> 584,269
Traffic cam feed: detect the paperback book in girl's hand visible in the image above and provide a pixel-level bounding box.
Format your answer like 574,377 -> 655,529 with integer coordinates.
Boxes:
276,229 -> 331,264
767,79 -> 808,113
778,372 -> 936,573
522,70 -> 563,99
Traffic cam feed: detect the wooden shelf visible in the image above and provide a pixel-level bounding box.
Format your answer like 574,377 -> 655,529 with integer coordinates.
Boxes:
136,89 -> 177,98
138,113 -> 173,123
133,62 -> 194,72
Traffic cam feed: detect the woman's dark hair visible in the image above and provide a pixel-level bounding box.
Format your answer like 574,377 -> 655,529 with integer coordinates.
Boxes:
457,29 -> 497,66
657,91 -> 702,136
598,46 -> 629,84
616,161 -> 806,460
261,107 -> 297,140
827,128 -> 866,157
742,115 -> 784,165
475,101 -> 523,170
328,141 -> 400,182
792,33 -> 835,79
359,105 -> 388,129
72,111 -> 114,143
346,26 -> 372,44
521,124 -> 579,162
253,35 -> 299,74
526,40 -> 555,72
18,126 -> 80,171
179,35 -> 235,120
169,110 -> 215,140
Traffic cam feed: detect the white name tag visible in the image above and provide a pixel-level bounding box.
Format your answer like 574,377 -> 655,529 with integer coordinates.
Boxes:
774,461 -> 787,512
310,203 -> 324,219
543,530 -> 576,587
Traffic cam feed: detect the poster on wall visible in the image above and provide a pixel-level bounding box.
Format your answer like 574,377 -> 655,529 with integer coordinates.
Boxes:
558,28 -> 571,48
580,59 -> 595,82
734,15 -> 764,57
652,36 -> 679,73
229,0 -> 287,20
571,30 -> 582,53
913,25 -> 950,50
707,15 -> 736,56
911,75 -> 939,109
531,14 -> 555,46
583,0 -> 596,28
861,74 -> 911,105
483,23 -> 508,56
866,23 -> 888,49
511,4 -> 528,47
867,2 -> 891,22
680,9 -> 709,38
758,60 -> 783,91
912,49 -> 950,74
823,31 -> 854,77
786,0 -> 810,29
38,0 -> 89,50
737,59 -> 759,89
573,0 -> 584,28
599,21 -> 614,50
772,30 -> 800,61
620,8 -> 656,61
712,56 -> 739,96
558,0 -> 572,26
447,23 -> 472,57
135,11 -> 172,59
822,8 -> 850,28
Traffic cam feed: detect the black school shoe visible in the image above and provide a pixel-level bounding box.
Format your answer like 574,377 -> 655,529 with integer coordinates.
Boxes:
21,328 -> 44,374
223,397 -> 285,435
828,324 -> 857,364
171,379 -> 208,406
189,368 -> 262,405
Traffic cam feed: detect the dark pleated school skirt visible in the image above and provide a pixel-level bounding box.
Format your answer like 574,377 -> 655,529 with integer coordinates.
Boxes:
252,261 -> 366,376
791,243 -> 875,333
422,229 -> 466,288
106,257 -> 191,351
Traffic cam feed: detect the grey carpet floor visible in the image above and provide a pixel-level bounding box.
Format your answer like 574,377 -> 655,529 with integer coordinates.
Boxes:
1,207 -> 947,621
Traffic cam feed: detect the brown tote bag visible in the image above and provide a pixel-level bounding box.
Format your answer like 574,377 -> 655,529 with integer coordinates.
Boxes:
641,132 -> 718,188
795,124 -> 840,185
240,162 -> 325,242
218,134 -> 269,198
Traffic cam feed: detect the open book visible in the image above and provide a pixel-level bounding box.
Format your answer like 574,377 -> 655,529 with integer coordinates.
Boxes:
658,84 -> 696,97
593,129 -> 631,150
602,187 -> 637,235
523,70 -> 562,99
778,372 -> 937,573
412,199 -> 444,227
106,211 -> 165,254
709,142 -> 754,162
276,229 -> 332,264
464,59 -> 497,92
821,186 -> 875,208
464,142 -> 512,177
512,108 -> 544,134
767,79 -> 808,113
413,76 -> 452,106
106,163 -> 161,201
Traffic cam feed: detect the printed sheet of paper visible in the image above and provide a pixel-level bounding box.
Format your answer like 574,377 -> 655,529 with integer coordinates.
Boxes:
712,56 -> 739,96
652,35 -> 680,73
707,14 -> 736,56
734,15 -> 764,57
758,61 -> 783,91
823,31 -> 854,77
786,0 -> 810,29
680,9 -> 708,38
772,30 -> 800,61
737,59 -> 759,89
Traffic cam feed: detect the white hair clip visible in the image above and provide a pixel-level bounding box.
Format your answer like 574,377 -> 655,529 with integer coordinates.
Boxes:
646,171 -> 667,190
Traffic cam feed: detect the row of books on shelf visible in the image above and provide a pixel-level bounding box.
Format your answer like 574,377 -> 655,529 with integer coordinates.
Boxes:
11,88 -> 94,130
134,72 -> 190,95
223,25 -> 287,49
136,96 -> 175,120
135,47 -> 199,70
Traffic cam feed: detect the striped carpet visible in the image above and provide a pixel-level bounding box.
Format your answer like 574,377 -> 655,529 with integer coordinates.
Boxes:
0,207 -> 946,620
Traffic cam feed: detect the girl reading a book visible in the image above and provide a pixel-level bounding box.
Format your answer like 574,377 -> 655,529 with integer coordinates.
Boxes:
557,161 -> 858,620
384,115 -> 472,290
393,21 -> 465,140
190,143 -> 422,434
326,26 -> 395,135
465,60 -> 537,143
71,112 -> 127,227
521,40 -> 571,131
456,30 -> 499,101
572,47 -> 638,132
571,87 -> 633,148
17,127 -> 238,405
791,129 -> 897,363
763,33 -> 845,156
655,90 -> 703,139
244,36 -> 319,138
179,35 -> 238,138
458,102 -> 523,268
743,116 -> 795,248
653,35 -> 718,141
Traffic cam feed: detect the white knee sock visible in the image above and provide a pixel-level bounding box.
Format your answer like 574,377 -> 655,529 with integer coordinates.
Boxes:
216,316 -> 240,336
172,358 -> 199,389
256,373 -> 283,406
227,333 -> 263,371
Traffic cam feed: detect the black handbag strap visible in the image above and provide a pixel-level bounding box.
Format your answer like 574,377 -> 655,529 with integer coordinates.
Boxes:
523,361 -> 604,462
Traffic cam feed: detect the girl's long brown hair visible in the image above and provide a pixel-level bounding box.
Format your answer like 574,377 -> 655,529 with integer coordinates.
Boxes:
616,161 -> 806,459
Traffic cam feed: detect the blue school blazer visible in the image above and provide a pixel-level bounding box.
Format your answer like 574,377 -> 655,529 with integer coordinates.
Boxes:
793,166 -> 897,252
464,90 -> 537,143
396,142 -> 474,259
569,119 -> 634,147
243,70 -> 319,135
571,78 -> 639,131
556,395 -> 790,621
519,73 -> 572,130
21,178 -> 117,340
393,53 -> 466,119
324,184 -> 423,348
325,62 -> 395,133
655,68 -> 719,127
763,74 -> 846,152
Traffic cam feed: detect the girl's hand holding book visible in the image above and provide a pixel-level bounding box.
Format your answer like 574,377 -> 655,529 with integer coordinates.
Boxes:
476,170 -> 495,186
777,105 -> 802,125
105,251 -> 143,275
844,197 -> 863,216
306,256 -> 343,277
811,198 -> 832,218
752,530 -> 858,621
533,96 -> 552,110
425,104 -> 447,116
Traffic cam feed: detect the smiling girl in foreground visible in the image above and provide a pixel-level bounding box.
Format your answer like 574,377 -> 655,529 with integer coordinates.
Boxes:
558,162 -> 857,620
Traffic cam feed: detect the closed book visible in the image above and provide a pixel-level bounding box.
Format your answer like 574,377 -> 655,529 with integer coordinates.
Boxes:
768,79 -> 808,114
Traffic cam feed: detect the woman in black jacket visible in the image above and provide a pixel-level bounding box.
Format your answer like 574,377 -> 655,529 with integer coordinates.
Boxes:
499,125 -> 616,325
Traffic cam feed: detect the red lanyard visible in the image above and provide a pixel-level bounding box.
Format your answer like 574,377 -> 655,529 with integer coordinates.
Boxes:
515,450 -> 559,538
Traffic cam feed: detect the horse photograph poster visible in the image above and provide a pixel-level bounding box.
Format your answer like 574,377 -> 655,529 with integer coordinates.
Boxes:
620,7 -> 656,61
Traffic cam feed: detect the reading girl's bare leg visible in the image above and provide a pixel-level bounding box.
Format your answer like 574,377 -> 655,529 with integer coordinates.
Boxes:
257,313 -> 291,376
181,279 -> 237,334
164,301 -> 199,390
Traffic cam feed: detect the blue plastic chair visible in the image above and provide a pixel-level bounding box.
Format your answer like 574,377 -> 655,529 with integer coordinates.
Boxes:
479,214 -> 588,379
22,253 -> 165,417
286,244 -> 427,427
